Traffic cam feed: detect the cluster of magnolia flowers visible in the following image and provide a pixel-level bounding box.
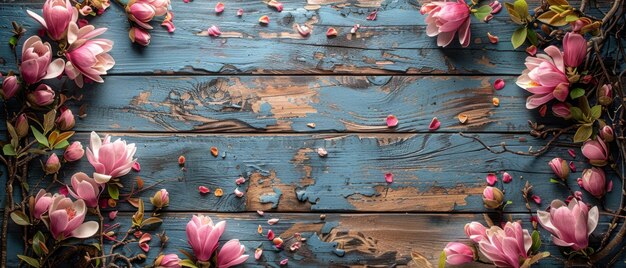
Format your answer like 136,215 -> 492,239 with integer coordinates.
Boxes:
126,0 -> 174,46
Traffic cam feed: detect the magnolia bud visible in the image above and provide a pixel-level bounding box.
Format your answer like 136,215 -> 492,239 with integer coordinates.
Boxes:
598,84 -> 613,106
45,153 -> 61,174
15,113 -> 28,138
64,141 -> 84,162
551,103 -> 571,119
482,186 -> 504,209
56,108 -> 75,131
28,84 -> 55,106
2,75 -> 19,99
150,189 -> 169,208
549,157 -> 570,180
599,125 -> 614,142
128,27 -> 151,46
79,5 -> 93,16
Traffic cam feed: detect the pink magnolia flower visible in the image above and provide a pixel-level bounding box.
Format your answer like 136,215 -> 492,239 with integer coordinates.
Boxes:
129,27 -> 151,46
217,239 -> 249,268
27,0 -> 75,40
477,221 -> 532,268
421,0 -> 471,47
45,153 -> 61,174
549,157 -> 570,180
33,189 -> 53,219
582,137 -> 609,166
443,242 -> 474,265
128,2 -> 156,29
86,131 -> 137,184
64,22 -> 114,88
19,36 -> 65,85
28,84 -> 55,106
598,84 -> 613,105
155,254 -> 181,268
537,199 -> 599,250
464,221 -> 487,243
186,214 -> 226,262
482,186 -> 504,209
580,168 -> 606,198
516,46 -> 569,109
68,172 -> 102,208
48,194 -> 99,240
64,141 -> 85,162
562,32 -> 587,68
551,102 -> 571,119
56,108 -> 75,131
1,75 -> 19,99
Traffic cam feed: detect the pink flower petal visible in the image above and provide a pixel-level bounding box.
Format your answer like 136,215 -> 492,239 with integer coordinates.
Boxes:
267,229 -> 275,240
234,188 -> 244,197
289,241 -> 301,251
577,177 -> 583,187
236,176 -> 246,185
428,117 -> 440,131
385,173 -> 393,184
237,8 -> 243,16
267,218 -> 279,225
502,172 -> 512,183
386,115 -> 398,128
526,45 -> 537,56
208,25 -> 221,37
568,149 -> 576,158
256,210 -> 264,216
486,173 -> 497,186
607,180 -> 613,192
108,210 -> 118,220
326,27 -> 338,37
350,24 -> 360,34
139,242 -> 149,252
255,248 -> 263,260
531,195 -> 541,204
296,24 -> 310,37
366,10 -> 377,20
132,162 -> 141,172
317,148 -> 328,157
215,2 -> 224,13
493,79 -> 505,90
268,0 -> 283,12
487,32 -> 499,44
139,233 -> 151,244
59,185 -> 69,197
280,258 -> 288,266
259,15 -> 270,24
569,161 -> 577,172
539,105 -> 547,117
198,186 -> 210,194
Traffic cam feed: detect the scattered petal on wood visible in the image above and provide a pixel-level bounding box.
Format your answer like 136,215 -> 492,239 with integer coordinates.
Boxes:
526,45 -> 537,56
134,231 -> 143,238
108,210 -> 118,220
214,188 -> 223,197
502,172 -> 512,183
234,188 -> 244,197
492,97 -> 500,106
280,258 -> 288,266
307,122 -> 316,128
350,24 -> 360,34
198,186 -> 210,194
236,176 -> 246,185
569,161 -> 576,172
273,237 -> 284,246
132,162 -> 141,172
483,14 -> 493,22
386,115 -> 398,128
289,241 -> 301,251
255,248 -> 263,260
215,2 -> 224,13
531,195 -> 541,204
568,149 -> 576,158
486,173 -> 497,186
608,180 -> 613,192
139,233 -> 151,244
108,198 -> 117,207
207,25 -> 221,37
577,177 -> 584,187
210,147 -> 219,157
137,177 -> 144,188
259,15 -> 270,24
490,0 -> 502,13
458,113 -> 469,124
326,27 -> 338,37
320,214 -> 326,220
258,225 -> 263,234
384,173 -> 393,184
428,117 -> 440,131
267,229 -> 275,240
237,8 -> 243,16
539,105 -> 547,117
487,32 -> 499,44
256,210 -> 264,216
268,218 -> 279,225
493,79 -> 505,90
366,10 -> 377,20
267,0 -> 283,12
317,148 -> 328,157
178,155 -> 185,166
296,24 -> 310,37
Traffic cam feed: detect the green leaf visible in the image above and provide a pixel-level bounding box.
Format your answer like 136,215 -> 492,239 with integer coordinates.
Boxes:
9,36 -> 18,47
570,88 -> 585,99
17,255 -> 40,268
590,105 -> 602,120
565,14 -> 579,22
438,250 -> 446,268
30,126 -> 49,147
514,0 -> 531,21
531,230 -> 542,252
549,178 -> 561,183
107,184 -> 120,200
10,211 -> 30,226
43,110 -> 56,135
180,259 -> 199,268
473,5 -> 493,21
574,124 -> 593,143
53,140 -> 70,150
526,28 -> 538,45
3,144 -> 16,156
570,107 -> 584,121
6,121 -> 18,145
33,231 -> 46,257
504,3 -> 523,24
141,217 -> 164,230
512,27 -> 527,49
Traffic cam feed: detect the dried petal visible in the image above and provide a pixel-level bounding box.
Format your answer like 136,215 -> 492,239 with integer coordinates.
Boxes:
366,10 -> 377,20
108,210 -> 118,220
493,79 -> 505,90
428,117 -> 440,131
492,97 -> 500,106
140,243 -> 150,252
531,195 -> 541,204
108,198 -> 117,207
350,24 -> 360,34
568,149 -> 576,158
132,162 -> 141,172
307,123 -> 316,128
486,32 -> 499,44
317,148 -> 328,157
259,15 -> 270,24
272,237 -> 284,246
486,173 -> 497,186
502,172 -> 512,183
256,210 -> 264,216
267,229 -> 275,240
569,161 -> 577,172
134,231 -> 143,238
539,105 -> 547,117
237,8 -> 244,16
234,188 -> 244,197
384,173 -> 393,184
326,27 -> 338,37
268,0 -> 283,12
139,233 -> 151,244
289,241 -> 301,251
214,188 -> 224,197
268,218 -> 279,225
198,186 -> 210,194
211,147 -> 219,157
236,176 -> 246,185
526,45 -> 537,56
215,2 -> 224,13
258,225 -> 263,234
178,155 -> 186,166
458,113 -> 469,124
137,177 -> 144,188
386,115 -> 398,127
296,24 -> 310,37
255,248 -> 263,260
280,259 -> 288,266
207,25 -> 221,37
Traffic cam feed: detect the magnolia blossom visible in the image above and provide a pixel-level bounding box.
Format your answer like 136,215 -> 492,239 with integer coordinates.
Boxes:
599,125 -> 614,142
65,21 -> 115,88
476,222 -> 532,268
64,141 -> 85,162
28,84 -> 55,106
580,168 -> 606,199
20,36 -> 65,85
549,157 -> 569,180
56,108 -> 75,131
27,0 -> 76,40
482,186 -> 504,209
1,75 -> 19,99
45,153 -> 61,174
421,0 -> 471,47
217,239 -> 249,268
186,214 -> 226,262
537,199 -> 598,251
443,242 -> 474,265
48,195 -> 99,240
150,189 -> 170,208
582,137 -> 609,166
68,172 -> 102,207
155,254 -> 181,268
129,27 -> 151,46
464,221 -> 487,243
562,32 -> 587,68
86,131 -> 137,183
33,189 -> 53,219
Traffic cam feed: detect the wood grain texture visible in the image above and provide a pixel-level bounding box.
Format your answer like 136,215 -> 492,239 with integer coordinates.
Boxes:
2,75 -> 552,133
0,1 -> 530,75
1,212 -> 617,267
1,132 -> 617,214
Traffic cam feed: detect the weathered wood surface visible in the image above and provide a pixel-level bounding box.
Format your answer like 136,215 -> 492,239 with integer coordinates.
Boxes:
1,212 -> 617,267
3,75 -> 550,133
2,132 -> 617,213
0,1 -> 531,75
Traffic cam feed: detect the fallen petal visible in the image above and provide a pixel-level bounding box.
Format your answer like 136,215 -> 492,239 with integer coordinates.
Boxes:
569,161 -> 577,172
198,186 -> 210,194
384,173 -> 393,184
255,248 -> 263,260
134,231 -> 143,238
539,105 -> 547,117
132,162 -> 141,172
237,8 -> 243,16
317,148 -> 328,157
458,113 -> 469,124
568,149 -> 576,158
215,2 -> 224,13
178,155 -> 185,166
577,177 -> 584,187
268,218 -> 280,225
139,233 -> 151,244
487,32 -> 499,44
280,259 -> 288,266
234,188 -> 244,197
502,172 -> 512,183
296,24 -> 310,37
258,224 -> 263,234
257,210 -> 264,216
211,146 -> 219,157
486,173 -> 497,186
492,97 -> 500,106
326,27 -> 338,37
267,229 -> 275,240
139,242 -> 149,252
214,188 -> 223,197
483,14 -> 494,22
289,241 -> 301,251
386,115 -> 398,127
350,24 -> 360,34
268,0 -> 283,12
236,176 -> 246,185
273,237 -> 284,246
526,45 -> 537,56
108,210 -> 118,220
259,15 -> 270,24
207,25 -> 221,37
493,79 -> 505,90
366,10 -> 377,20
428,117 -> 440,131
608,180 -> 613,192
531,195 -> 541,204
307,122 -> 316,128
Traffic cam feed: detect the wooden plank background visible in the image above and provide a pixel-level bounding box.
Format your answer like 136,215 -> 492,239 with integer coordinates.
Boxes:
0,0 -> 622,267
